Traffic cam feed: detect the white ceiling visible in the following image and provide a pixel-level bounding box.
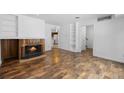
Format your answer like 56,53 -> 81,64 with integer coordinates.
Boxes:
26,14 -> 111,25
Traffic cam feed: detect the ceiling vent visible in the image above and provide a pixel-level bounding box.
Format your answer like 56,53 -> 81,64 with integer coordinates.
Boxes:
97,15 -> 112,22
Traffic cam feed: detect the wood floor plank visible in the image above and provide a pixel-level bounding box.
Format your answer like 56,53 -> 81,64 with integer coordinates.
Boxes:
0,48 -> 124,79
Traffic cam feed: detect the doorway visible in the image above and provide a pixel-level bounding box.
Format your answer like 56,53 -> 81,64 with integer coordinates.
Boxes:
86,25 -> 94,49
51,32 -> 59,48
81,25 -> 94,55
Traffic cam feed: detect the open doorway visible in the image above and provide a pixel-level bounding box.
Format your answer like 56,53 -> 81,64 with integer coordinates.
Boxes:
86,25 -> 94,49
81,25 -> 94,55
51,32 -> 59,48
85,25 -> 94,56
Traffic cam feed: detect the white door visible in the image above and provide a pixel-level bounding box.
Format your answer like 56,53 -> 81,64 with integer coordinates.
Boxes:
81,26 -> 86,51
86,25 -> 94,48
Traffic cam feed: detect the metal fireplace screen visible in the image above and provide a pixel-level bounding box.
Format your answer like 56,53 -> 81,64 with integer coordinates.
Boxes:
24,45 -> 42,59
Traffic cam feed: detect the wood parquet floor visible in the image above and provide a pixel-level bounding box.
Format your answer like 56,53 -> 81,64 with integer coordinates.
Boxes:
0,48 -> 124,79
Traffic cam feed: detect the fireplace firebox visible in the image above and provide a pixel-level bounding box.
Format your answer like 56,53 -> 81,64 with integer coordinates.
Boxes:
23,45 -> 43,59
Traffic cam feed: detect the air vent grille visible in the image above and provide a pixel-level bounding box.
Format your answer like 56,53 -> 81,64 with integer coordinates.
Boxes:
97,15 -> 112,22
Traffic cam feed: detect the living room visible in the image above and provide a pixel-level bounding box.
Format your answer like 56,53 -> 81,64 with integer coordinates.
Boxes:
0,14 -> 124,79
1,0 -> 124,93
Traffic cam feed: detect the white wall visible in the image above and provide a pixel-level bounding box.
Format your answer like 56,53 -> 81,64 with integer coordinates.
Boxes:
0,14 -> 18,39
0,15 -> 45,39
59,24 -> 70,51
0,40 -> 1,65
86,25 -> 94,48
93,18 -> 124,63
45,24 -> 52,51
18,15 -> 45,39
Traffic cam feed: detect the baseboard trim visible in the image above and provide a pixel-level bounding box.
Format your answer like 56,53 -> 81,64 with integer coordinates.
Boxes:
93,55 -> 124,64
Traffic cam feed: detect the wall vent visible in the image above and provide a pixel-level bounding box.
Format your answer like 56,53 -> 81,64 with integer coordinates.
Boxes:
97,15 -> 112,22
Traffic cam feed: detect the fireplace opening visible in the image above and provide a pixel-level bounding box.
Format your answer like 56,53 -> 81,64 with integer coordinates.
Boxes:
23,45 -> 43,59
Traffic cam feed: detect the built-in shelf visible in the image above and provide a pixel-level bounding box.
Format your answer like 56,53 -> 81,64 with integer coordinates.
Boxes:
70,23 -> 76,52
